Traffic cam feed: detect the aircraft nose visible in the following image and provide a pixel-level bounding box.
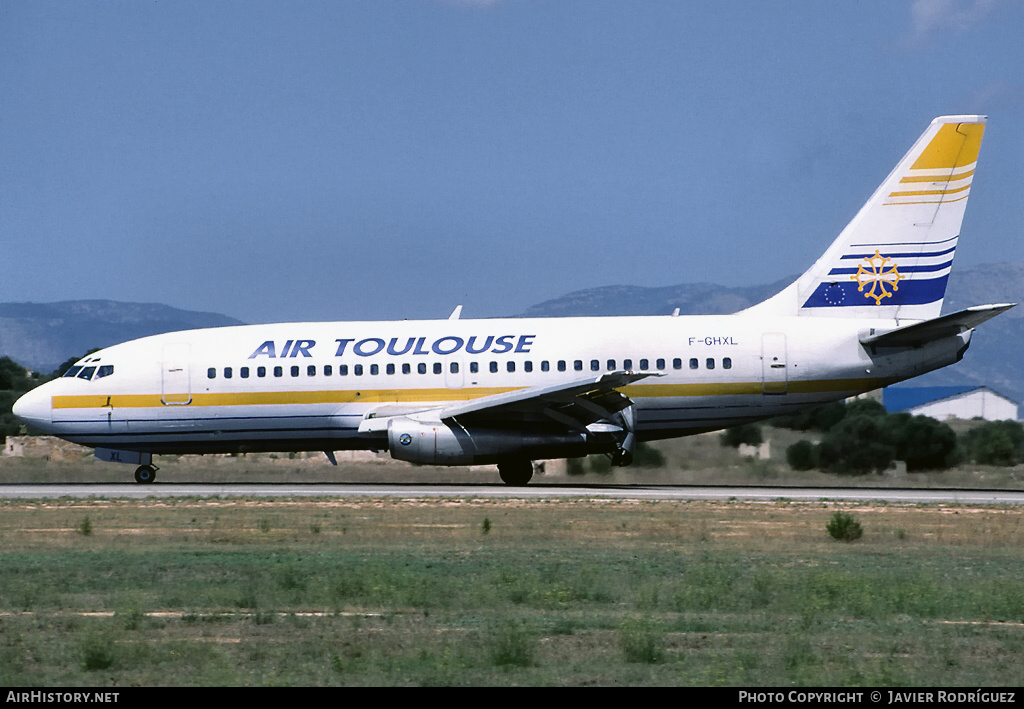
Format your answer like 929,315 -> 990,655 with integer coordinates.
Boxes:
12,386 -> 53,432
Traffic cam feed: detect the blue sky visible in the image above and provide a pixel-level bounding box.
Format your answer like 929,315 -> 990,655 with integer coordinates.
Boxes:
2,0 -> 1022,324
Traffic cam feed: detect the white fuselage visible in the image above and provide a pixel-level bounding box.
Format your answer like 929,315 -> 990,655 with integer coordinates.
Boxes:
14,313 -> 969,458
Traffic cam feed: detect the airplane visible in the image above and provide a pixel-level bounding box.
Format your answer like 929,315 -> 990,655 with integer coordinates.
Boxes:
13,115 -> 1014,485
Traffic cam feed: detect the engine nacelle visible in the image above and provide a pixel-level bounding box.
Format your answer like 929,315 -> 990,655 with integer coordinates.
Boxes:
386,416 -> 595,465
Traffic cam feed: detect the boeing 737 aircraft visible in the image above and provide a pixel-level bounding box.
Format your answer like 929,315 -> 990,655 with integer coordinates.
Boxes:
13,115 -> 1014,485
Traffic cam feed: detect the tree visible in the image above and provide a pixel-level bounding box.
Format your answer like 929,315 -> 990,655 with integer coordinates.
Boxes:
884,413 -> 959,471
720,423 -> 763,448
0,357 -> 32,391
962,421 -> 1024,466
817,414 -> 895,475
786,440 -> 818,470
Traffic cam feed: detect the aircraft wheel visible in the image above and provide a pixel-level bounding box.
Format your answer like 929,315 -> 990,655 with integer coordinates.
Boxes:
497,460 -> 533,486
612,448 -> 633,467
134,465 -> 157,484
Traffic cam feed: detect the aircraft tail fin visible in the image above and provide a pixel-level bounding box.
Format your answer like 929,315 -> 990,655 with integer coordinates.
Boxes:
745,115 -> 986,320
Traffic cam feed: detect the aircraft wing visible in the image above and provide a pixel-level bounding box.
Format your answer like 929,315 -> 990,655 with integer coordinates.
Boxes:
440,370 -> 660,431
860,303 -> 1016,348
357,370 -> 660,435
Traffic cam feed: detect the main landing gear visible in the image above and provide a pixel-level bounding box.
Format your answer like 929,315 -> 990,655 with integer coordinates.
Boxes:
134,464 -> 158,484
497,460 -> 533,486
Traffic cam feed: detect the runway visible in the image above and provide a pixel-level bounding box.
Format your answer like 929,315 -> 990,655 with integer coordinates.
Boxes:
3,482 -> 1024,504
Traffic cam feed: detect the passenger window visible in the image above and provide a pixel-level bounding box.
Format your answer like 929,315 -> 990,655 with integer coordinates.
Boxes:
240,367 -> 249,379
558,360 -> 566,372
370,364 -> 379,375
307,365 -> 316,376
257,367 -> 266,378
723,357 -> 732,370
433,362 -> 442,375
541,361 -> 550,372
623,359 -> 633,370
224,367 -> 232,379
490,362 -> 498,373
386,363 -> 395,375
507,361 -> 516,373
207,368 -> 216,379
673,358 -> 682,370
96,365 -> 114,379
656,358 -> 665,370
274,366 -> 283,377
64,366 -> 83,378
689,358 -> 698,370
418,363 -> 427,374
706,358 -> 715,370
524,361 -> 533,373
573,360 -> 583,371
339,365 -> 348,376
640,359 -> 649,370
470,362 -> 479,374
402,363 -> 411,374
291,366 -> 299,377
450,363 -> 459,374
354,364 -> 363,376
590,359 -> 600,372
607,359 -> 616,370
324,365 -> 333,376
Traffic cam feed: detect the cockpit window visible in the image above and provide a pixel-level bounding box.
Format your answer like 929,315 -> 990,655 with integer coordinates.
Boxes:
95,365 -> 114,379
63,366 -> 83,378
77,366 -> 97,380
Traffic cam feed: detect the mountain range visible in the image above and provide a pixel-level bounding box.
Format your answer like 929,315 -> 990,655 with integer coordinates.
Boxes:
0,301 -> 242,374
2,260 -> 1021,402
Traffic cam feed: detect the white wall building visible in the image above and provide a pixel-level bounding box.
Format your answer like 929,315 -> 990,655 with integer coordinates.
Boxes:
883,386 -> 1019,422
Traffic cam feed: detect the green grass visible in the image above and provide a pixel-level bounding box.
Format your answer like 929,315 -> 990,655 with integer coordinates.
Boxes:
0,497 -> 1022,685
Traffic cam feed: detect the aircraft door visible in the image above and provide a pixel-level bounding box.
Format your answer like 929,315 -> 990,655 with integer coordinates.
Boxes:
444,358 -> 464,390
761,333 -> 788,395
161,344 -> 192,405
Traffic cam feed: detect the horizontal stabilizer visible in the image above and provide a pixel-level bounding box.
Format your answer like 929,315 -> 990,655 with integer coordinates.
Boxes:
860,303 -> 1015,348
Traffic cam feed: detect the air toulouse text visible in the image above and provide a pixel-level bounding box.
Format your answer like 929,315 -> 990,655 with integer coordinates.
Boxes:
247,336 -> 537,360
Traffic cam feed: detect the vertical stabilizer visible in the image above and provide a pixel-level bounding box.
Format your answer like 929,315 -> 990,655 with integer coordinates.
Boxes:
745,115 -> 985,320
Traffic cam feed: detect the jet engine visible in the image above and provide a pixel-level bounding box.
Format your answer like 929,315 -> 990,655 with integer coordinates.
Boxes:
385,416 -> 595,465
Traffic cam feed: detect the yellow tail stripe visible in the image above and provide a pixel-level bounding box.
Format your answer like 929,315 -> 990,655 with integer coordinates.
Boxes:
888,182 -> 971,198
899,168 -> 974,184
911,123 -> 984,171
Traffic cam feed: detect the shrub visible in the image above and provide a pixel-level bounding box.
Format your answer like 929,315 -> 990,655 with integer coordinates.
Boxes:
488,620 -> 536,668
566,457 -> 586,476
720,424 -> 763,448
81,633 -> 115,671
786,440 -> 818,470
826,511 -> 863,542
632,442 -> 667,468
617,616 -> 665,664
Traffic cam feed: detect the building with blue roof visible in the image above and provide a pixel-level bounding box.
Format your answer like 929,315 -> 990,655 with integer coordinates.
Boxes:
882,386 -> 1018,422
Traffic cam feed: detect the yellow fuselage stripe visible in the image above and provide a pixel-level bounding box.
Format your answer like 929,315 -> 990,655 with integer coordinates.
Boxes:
51,377 -> 889,411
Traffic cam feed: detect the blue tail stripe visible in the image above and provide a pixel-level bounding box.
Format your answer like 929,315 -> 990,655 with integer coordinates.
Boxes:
802,275 -> 949,308
828,258 -> 954,276
840,245 -> 957,260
